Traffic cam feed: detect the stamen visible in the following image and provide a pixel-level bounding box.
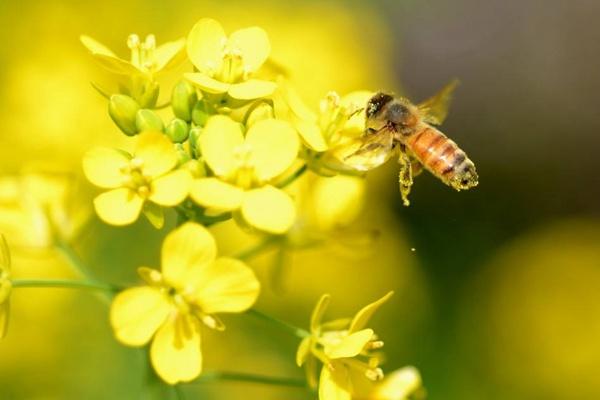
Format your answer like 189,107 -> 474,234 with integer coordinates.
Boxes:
127,34 -> 140,49
367,340 -> 384,350
365,367 -> 384,381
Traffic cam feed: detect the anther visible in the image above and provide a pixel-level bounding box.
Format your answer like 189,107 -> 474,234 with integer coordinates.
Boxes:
127,34 -> 140,49
365,367 -> 384,381
367,340 -> 384,350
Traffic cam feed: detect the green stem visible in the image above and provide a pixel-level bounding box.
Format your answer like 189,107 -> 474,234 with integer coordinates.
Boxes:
192,371 -> 306,388
11,279 -> 120,292
247,309 -> 310,339
234,236 -> 280,260
54,238 -> 96,282
277,164 -> 308,188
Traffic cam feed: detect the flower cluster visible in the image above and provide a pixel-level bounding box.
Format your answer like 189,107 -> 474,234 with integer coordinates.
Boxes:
0,17 -> 427,400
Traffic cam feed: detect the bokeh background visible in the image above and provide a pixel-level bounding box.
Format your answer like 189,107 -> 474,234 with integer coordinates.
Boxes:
1,0 -> 600,399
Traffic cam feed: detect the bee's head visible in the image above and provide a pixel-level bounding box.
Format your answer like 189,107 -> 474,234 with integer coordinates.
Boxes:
366,92 -> 394,119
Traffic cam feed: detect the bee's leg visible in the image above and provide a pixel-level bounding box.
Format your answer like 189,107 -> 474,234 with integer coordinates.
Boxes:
410,157 -> 423,177
398,147 -> 413,206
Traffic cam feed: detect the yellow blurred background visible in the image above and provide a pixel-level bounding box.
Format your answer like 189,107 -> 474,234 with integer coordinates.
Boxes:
1,0 -> 600,399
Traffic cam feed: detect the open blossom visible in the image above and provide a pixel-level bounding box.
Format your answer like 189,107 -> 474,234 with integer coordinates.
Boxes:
190,115 -> 299,234
83,131 -> 192,227
365,366 -> 424,400
110,222 -> 260,384
297,292 -> 394,400
0,235 -> 11,338
185,18 -> 277,100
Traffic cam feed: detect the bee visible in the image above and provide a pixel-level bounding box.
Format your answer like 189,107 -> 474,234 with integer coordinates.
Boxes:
344,80 -> 478,206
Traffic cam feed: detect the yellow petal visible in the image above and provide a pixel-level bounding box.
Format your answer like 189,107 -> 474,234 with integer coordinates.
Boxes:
199,116 -> 244,177
80,35 -> 117,57
161,223 -> 217,289
189,178 -> 244,213
80,35 -> 139,75
83,147 -> 130,189
228,27 -> 270,72
372,367 -> 422,400
241,187 -> 296,234
324,329 -> 373,359
281,82 -> 317,122
319,364 -> 352,400
154,38 -> 186,72
186,18 -> 226,73
312,176 -> 365,231
110,287 -> 171,346
191,257 -> 260,314
349,291 -> 394,334
228,80 -> 277,100
150,314 -> 202,384
311,294 -> 331,333
135,132 -> 178,178
0,234 -> 10,274
340,91 -> 373,133
246,119 -> 299,181
185,73 -> 230,94
94,188 -> 144,226
149,170 -> 192,206
296,337 -> 312,367
296,120 -> 328,152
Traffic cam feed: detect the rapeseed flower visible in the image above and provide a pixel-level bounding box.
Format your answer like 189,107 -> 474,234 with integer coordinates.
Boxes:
110,222 -> 260,384
185,18 -> 277,101
190,115 -> 299,234
363,366 -> 424,400
297,292 -> 394,400
0,235 -> 11,338
83,131 -> 192,227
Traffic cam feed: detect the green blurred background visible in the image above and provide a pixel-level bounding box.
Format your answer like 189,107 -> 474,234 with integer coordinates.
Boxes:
1,0 -> 600,399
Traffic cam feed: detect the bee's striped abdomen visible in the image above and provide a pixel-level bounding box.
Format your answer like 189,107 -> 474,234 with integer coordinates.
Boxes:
406,126 -> 478,190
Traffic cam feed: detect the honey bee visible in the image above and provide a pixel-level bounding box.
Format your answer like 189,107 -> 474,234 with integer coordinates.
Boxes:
344,80 -> 478,206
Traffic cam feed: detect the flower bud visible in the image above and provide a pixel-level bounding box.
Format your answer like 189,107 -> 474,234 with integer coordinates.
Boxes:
165,118 -> 189,143
188,126 -> 203,157
175,143 -> 191,165
136,109 -> 164,132
246,101 -> 274,127
180,159 -> 206,178
171,80 -> 197,121
191,101 -> 210,127
137,80 -> 160,109
108,94 -> 140,136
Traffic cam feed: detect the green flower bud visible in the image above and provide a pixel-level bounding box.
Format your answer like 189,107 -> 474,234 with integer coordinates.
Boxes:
165,118 -> 189,143
189,126 -> 203,157
191,101 -> 210,127
109,94 -> 140,136
171,80 -> 197,121
246,101 -> 274,127
175,143 -> 191,165
180,159 -> 207,178
137,80 -> 160,109
135,109 -> 164,132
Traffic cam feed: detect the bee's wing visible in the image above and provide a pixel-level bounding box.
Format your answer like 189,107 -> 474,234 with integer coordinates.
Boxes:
417,79 -> 459,125
341,127 -> 396,171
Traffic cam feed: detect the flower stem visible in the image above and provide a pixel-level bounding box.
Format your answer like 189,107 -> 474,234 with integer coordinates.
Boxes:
246,308 -> 310,339
192,371 -> 307,388
54,238 -> 96,282
277,164 -> 308,188
11,279 -> 120,292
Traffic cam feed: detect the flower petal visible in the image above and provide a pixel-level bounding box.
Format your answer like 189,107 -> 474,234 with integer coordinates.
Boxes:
151,314 -> 202,384
296,120 -> 328,152
154,38 -> 186,72
341,91 -> 374,133
185,73 -> 230,94
161,222 -> 217,289
189,178 -> 244,212
349,291 -> 394,334
246,119 -> 299,181
372,367 -> 422,400
311,294 -> 331,333
312,175 -> 365,231
110,287 -> 171,346
228,27 -> 270,72
241,186 -> 296,234
94,188 -> 144,226
186,18 -> 226,73
199,115 -> 244,177
80,35 -> 117,57
296,337 -> 312,367
191,257 -> 260,314
324,329 -> 374,359
134,132 -> 178,178
228,79 -> 277,100
80,35 -> 140,75
83,147 -> 130,189
319,364 -> 352,400
149,169 -> 192,206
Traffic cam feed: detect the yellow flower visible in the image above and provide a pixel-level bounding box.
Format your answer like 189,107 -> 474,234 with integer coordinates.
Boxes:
83,132 -> 192,227
366,367 -> 424,400
0,235 -> 11,338
185,18 -> 277,100
297,292 -> 394,400
80,33 -> 185,77
190,115 -> 299,234
110,222 -> 260,384
274,82 -> 372,154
